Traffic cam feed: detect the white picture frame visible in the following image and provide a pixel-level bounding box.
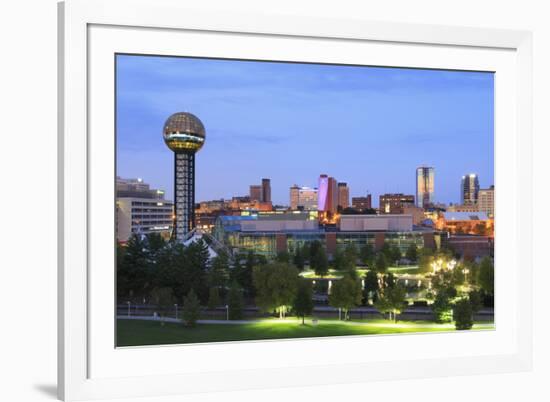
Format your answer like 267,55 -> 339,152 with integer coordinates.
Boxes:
58,0 -> 533,400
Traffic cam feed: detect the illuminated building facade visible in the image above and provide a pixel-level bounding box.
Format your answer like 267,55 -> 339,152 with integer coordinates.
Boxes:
338,182 -> 350,210
214,212 -> 437,258
290,185 -> 318,210
461,173 -> 480,206
249,185 -> 262,201
262,178 -> 271,203
436,211 -> 493,236
116,177 -> 173,242
478,185 -> 495,218
116,177 -> 166,199
352,195 -> 372,211
162,112 -> 206,241
229,196 -> 272,211
447,204 -> 479,213
416,166 -> 435,208
379,193 -> 415,214
318,174 -> 338,214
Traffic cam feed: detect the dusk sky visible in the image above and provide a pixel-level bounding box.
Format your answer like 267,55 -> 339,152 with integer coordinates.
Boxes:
116,55 -> 494,207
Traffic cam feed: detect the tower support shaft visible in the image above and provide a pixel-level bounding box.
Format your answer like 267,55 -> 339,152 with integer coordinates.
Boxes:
173,152 -> 195,241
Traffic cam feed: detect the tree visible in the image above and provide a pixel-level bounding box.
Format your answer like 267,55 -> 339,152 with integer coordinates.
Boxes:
301,242 -> 311,264
178,239 -> 210,303
182,289 -> 201,327
453,298 -> 474,330
118,234 -> 152,298
478,256 -> 494,295
292,244 -> 305,270
360,244 -> 375,267
374,285 -> 406,322
363,270 -> 379,304
311,246 -> 329,277
343,243 -> 358,270
208,252 -> 229,291
276,251 -> 291,264
374,252 -> 388,273
328,274 -> 362,320
383,272 -> 396,289
207,287 -> 221,310
150,286 -> 175,317
387,245 -> 401,265
253,262 -> 299,318
232,252 -> 255,297
144,232 -> 166,261
293,280 -> 314,324
468,290 -> 483,314
332,248 -> 345,271
405,244 -> 418,262
431,287 -> 456,323
227,281 -> 244,320
418,247 -> 435,273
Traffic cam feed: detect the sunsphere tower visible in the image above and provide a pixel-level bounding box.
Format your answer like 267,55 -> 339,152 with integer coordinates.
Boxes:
162,112 -> 206,241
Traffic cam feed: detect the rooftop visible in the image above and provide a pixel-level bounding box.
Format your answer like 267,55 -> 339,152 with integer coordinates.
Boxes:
443,212 -> 489,221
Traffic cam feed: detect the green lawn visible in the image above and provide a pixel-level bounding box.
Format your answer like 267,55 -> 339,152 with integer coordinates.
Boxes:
300,266 -> 422,279
116,318 -> 494,347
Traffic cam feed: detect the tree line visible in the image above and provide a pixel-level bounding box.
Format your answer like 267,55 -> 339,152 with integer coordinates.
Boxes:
118,233 -> 493,329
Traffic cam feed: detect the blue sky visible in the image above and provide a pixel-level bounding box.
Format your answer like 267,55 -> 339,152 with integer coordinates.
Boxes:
116,55 -> 494,207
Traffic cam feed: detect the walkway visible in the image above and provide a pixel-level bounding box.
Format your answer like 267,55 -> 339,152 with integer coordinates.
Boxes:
117,315 -> 494,329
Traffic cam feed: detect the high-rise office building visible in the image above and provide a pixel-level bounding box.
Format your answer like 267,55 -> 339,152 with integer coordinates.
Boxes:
290,185 -> 300,210
116,177 -> 174,242
249,185 -> 262,202
162,112 -> 206,241
262,178 -> 271,203
478,185 -> 495,218
116,177 -> 165,199
337,182 -> 350,210
461,174 -> 480,205
290,185 -> 318,210
379,193 -> 415,214
318,174 -> 338,214
416,166 -> 435,208
352,195 -> 372,211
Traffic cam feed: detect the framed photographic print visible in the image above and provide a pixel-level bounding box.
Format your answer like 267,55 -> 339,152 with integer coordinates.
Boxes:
58,0 -> 533,400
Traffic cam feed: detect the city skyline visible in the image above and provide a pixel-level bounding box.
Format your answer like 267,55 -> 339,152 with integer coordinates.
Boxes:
116,55 -> 494,205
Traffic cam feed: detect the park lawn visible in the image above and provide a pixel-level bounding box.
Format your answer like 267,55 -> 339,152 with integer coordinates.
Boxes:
116,319 -> 495,347
387,266 -> 421,274
300,266 -> 423,279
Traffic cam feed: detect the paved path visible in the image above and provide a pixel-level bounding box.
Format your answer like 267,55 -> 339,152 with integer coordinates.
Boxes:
117,315 -> 494,329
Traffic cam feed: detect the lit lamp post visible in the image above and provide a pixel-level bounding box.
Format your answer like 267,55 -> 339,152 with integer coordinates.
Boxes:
126,301 -> 131,317
463,268 -> 470,284
446,260 -> 457,271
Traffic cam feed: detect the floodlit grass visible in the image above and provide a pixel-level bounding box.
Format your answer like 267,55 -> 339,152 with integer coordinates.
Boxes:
116,318 -> 495,347
300,266 -> 423,279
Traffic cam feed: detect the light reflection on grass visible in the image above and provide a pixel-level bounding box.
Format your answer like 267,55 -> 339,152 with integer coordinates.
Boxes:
117,318 -> 495,347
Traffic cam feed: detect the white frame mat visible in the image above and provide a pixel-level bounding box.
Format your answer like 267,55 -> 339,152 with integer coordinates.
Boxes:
58,0 -> 533,400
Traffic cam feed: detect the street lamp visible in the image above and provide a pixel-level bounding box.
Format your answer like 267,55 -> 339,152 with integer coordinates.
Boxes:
463,268 -> 470,284
126,301 -> 131,317
174,303 -> 178,320
446,259 -> 457,271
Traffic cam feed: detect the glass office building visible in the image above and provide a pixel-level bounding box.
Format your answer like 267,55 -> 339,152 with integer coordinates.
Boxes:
461,173 -> 480,205
214,214 -> 437,258
416,166 -> 435,208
